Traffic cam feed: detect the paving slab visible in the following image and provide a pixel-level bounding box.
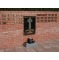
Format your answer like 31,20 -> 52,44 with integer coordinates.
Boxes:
15,46 -> 26,52
43,45 -> 52,49
25,48 -> 36,52
1,39 -> 59,52
0,49 -> 4,52
5,48 -> 16,52
43,48 -> 59,52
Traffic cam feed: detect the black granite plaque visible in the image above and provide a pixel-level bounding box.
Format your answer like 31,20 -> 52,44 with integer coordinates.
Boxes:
24,16 -> 36,35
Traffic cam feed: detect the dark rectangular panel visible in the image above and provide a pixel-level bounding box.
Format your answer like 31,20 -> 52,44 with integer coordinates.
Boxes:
24,16 -> 36,35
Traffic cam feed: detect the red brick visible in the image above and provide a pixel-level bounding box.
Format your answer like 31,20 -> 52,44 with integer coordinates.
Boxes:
0,11 -> 59,49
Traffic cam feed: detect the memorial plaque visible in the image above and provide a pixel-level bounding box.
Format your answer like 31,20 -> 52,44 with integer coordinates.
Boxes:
24,16 -> 36,35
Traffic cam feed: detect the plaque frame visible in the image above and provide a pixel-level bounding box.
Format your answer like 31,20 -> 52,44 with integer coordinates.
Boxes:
23,16 -> 36,35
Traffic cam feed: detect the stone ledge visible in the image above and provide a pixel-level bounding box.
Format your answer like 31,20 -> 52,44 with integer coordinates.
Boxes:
24,42 -> 38,48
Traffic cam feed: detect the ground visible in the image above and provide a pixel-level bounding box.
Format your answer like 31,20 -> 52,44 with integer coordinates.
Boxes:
0,39 -> 59,52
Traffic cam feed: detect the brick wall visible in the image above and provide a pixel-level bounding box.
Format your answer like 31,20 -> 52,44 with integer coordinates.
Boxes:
0,11 -> 59,49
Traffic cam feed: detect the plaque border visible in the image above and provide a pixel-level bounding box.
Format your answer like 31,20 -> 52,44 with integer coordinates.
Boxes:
23,16 -> 36,35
